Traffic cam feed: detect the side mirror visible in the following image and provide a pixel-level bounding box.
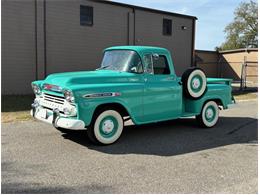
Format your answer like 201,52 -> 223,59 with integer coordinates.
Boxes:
152,53 -> 159,60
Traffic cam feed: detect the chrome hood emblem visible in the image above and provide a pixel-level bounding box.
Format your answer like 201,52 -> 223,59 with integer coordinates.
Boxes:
43,84 -> 63,92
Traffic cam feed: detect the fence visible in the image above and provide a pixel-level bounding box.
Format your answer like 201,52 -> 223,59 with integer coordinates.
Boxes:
240,60 -> 258,90
195,48 -> 258,91
197,60 -> 258,91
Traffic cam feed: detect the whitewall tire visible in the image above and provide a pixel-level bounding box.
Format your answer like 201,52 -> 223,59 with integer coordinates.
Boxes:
182,68 -> 207,99
87,110 -> 124,145
196,101 -> 219,128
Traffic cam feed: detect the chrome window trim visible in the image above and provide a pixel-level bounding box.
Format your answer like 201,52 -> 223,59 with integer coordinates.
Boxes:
143,53 -> 154,74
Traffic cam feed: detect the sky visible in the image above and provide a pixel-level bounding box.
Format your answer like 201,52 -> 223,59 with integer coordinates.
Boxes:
111,0 -> 250,50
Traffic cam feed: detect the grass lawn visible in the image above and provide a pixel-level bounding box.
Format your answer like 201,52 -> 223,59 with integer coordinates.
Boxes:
233,92 -> 258,101
1,92 -> 258,123
2,95 -> 34,123
2,111 -> 32,123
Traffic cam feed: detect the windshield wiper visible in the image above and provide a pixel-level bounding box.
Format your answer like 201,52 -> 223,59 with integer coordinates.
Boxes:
96,65 -> 111,70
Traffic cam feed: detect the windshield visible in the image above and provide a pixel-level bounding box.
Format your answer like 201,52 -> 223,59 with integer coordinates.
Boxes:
100,50 -> 143,73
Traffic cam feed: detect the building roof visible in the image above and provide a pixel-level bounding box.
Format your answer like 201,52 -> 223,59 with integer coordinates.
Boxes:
196,48 -> 258,54
196,49 -> 218,53
219,48 -> 258,54
89,0 -> 197,20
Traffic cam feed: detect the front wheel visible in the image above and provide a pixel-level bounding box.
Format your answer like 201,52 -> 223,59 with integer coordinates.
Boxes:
87,109 -> 124,145
196,101 -> 219,128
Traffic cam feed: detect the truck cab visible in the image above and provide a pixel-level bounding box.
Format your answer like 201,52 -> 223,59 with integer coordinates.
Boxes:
31,46 -> 235,145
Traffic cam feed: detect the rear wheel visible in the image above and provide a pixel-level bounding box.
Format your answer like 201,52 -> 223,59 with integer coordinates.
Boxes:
87,109 -> 124,145
196,101 -> 219,128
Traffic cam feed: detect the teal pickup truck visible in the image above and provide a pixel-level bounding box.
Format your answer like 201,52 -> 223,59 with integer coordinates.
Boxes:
31,46 -> 235,145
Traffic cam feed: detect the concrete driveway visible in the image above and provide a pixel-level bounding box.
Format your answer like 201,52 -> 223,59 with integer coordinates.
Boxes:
1,100 -> 258,193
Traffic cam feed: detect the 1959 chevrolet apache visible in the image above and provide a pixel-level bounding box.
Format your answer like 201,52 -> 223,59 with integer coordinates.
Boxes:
31,46 -> 235,145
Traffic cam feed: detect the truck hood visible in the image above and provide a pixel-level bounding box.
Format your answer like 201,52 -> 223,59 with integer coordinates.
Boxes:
43,70 -> 139,88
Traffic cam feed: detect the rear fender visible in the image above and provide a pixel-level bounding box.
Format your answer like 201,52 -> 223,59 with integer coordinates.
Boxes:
184,92 -> 231,115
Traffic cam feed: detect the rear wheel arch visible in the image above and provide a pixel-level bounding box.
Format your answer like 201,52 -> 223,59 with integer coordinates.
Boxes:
212,98 -> 224,107
205,98 -> 224,109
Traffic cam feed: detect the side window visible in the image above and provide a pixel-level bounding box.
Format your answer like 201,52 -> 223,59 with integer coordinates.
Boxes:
153,55 -> 170,75
128,53 -> 143,73
80,5 -> 93,26
143,54 -> 153,74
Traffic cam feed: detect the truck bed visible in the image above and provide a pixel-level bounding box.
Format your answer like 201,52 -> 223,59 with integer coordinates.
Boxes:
182,77 -> 233,116
207,78 -> 232,85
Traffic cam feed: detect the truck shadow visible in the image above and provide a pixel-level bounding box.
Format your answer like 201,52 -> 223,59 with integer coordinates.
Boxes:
60,116 -> 258,156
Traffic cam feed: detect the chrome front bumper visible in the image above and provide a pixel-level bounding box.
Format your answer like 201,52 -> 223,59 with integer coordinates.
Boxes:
31,103 -> 85,130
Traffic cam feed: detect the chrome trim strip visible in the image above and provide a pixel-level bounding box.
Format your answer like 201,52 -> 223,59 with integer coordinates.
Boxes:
83,92 -> 121,98
43,93 -> 65,105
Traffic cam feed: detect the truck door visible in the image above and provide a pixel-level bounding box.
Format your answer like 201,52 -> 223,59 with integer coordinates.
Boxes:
142,53 -> 182,122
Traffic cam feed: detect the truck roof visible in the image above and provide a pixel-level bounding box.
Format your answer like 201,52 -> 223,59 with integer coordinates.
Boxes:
105,46 -> 170,54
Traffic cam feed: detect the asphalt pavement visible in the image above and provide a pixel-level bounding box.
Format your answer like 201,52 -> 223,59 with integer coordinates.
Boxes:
1,100 -> 258,193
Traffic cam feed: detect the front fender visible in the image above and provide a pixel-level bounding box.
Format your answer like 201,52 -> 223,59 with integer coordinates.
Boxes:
73,83 -> 144,126
76,97 -> 142,126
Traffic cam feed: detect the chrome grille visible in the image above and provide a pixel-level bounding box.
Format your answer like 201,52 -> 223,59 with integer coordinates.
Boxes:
43,93 -> 65,105
39,93 -> 77,116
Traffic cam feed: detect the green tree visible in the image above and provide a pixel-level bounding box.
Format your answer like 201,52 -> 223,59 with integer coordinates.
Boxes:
219,0 -> 258,51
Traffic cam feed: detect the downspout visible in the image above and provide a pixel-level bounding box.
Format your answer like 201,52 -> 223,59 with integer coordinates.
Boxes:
43,0 -> 47,77
34,0 -> 38,80
133,8 -> 136,45
191,18 -> 197,67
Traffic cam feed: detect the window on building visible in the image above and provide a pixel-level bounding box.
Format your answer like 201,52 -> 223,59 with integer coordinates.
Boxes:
163,19 -> 172,36
153,55 -> 170,74
80,5 -> 93,26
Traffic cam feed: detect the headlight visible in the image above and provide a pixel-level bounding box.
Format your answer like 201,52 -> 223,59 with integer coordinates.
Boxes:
63,90 -> 75,103
32,84 -> 41,95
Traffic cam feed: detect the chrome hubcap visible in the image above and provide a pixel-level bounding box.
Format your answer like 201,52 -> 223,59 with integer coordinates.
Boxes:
206,108 -> 214,119
102,120 -> 114,134
192,78 -> 201,89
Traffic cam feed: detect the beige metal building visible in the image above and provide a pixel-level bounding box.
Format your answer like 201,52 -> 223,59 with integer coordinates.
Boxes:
196,48 -> 258,86
2,0 -> 197,94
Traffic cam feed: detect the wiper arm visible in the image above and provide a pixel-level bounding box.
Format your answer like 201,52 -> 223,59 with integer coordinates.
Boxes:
96,65 -> 111,70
